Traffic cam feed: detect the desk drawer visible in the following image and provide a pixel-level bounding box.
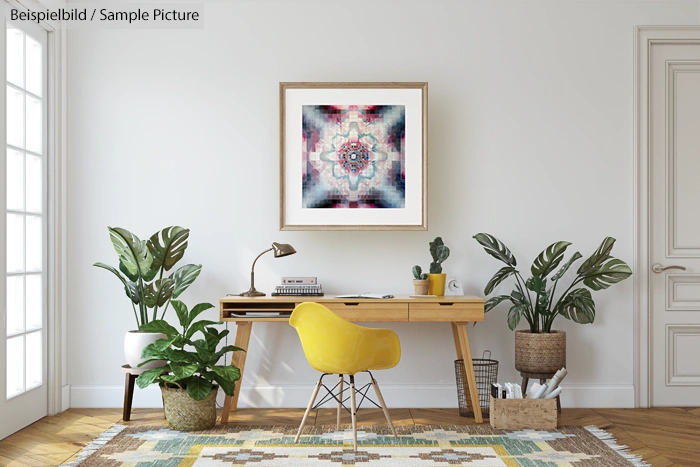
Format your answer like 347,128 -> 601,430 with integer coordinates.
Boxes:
324,302 -> 408,322
409,302 -> 484,322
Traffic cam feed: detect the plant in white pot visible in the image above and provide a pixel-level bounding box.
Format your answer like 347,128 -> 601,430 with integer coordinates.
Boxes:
136,300 -> 244,431
473,234 -> 632,374
94,226 -> 201,369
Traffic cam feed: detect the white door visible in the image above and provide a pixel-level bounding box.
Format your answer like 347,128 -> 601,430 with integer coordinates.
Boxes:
649,33 -> 700,406
0,5 -> 48,439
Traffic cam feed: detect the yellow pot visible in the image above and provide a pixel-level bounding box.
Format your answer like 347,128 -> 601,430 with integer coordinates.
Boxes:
427,273 -> 446,296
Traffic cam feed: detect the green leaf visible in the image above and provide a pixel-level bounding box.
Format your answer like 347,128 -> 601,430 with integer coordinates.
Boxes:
531,241 -> 571,277
215,377 -> 235,397
484,266 -> 516,295
551,252 -> 583,282
172,300 -> 189,328
169,362 -> 198,380
581,257 -> 632,291
185,320 -> 221,340
167,349 -> 197,363
526,276 -> 547,296
107,227 -> 154,281
205,328 -> 229,349
578,237 -> 617,274
153,338 -> 175,352
484,295 -> 511,312
536,287 -> 553,316
148,227 -> 190,273
187,302 -> 215,328
160,374 -> 182,383
211,365 -> 241,383
143,278 -> 174,309
171,264 -> 202,299
193,339 -> 215,363
213,345 -> 245,363
510,290 -> 527,306
559,288 -> 596,324
507,304 -> 525,330
473,233 -> 517,266
140,344 -> 166,360
186,376 -> 213,401
139,320 -> 179,338
135,367 -> 167,389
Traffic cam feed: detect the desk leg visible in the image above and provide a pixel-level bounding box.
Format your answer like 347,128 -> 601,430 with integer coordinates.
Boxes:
453,322 -> 483,423
221,321 -> 253,424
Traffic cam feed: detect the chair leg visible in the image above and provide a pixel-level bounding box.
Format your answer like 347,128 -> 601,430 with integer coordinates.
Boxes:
295,380 -> 321,444
350,375 -> 357,452
371,378 -> 397,438
337,374 -> 344,431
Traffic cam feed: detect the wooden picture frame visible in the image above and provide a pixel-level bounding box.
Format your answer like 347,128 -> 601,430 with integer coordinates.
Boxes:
280,82 -> 428,231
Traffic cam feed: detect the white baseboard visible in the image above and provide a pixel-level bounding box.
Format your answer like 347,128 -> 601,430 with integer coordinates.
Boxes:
69,383 -> 635,409
62,384 -> 71,412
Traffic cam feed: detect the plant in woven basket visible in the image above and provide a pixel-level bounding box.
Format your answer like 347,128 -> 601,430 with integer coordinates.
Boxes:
135,300 -> 244,401
474,234 -> 632,333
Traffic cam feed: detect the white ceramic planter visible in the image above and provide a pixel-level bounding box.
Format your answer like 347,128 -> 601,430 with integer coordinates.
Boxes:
124,331 -> 167,369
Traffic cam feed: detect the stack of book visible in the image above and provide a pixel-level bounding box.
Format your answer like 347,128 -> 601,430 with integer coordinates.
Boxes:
271,277 -> 324,297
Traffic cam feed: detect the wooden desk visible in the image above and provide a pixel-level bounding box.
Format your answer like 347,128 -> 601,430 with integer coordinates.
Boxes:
219,295 -> 485,424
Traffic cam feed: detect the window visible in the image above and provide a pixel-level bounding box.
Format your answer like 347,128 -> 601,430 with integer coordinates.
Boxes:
5,23 -> 45,399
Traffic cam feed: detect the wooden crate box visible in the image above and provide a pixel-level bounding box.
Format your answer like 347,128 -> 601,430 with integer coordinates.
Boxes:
489,395 -> 557,430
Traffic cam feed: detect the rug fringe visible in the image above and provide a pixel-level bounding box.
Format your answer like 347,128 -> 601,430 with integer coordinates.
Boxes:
584,426 -> 650,467
61,424 -> 126,466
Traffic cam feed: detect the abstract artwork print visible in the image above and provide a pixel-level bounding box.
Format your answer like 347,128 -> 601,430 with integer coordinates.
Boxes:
301,105 -> 405,209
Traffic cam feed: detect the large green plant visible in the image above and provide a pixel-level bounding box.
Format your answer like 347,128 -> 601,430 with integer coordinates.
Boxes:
135,300 -> 244,400
473,233 -> 632,333
94,226 -> 202,327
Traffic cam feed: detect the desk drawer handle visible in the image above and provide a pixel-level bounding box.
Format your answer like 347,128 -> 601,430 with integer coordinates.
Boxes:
439,303 -> 454,306
344,302 -> 360,306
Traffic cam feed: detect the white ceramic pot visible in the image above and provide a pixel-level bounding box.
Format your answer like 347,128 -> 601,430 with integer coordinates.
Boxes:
124,330 -> 167,369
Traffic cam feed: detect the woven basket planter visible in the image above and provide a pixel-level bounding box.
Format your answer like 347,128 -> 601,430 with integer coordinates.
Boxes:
515,330 -> 566,374
161,384 -> 218,431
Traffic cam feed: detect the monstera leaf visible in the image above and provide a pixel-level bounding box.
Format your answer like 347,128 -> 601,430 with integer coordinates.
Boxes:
171,264 -> 202,299
148,227 -> 190,273
577,237 -> 616,275
551,252 -> 582,282
484,266 -> 516,295
143,278 -> 174,308
485,295 -> 512,312
531,241 -> 571,277
559,288 -> 596,324
581,257 -> 632,291
108,227 -> 155,281
507,304 -> 527,330
474,233 -> 517,266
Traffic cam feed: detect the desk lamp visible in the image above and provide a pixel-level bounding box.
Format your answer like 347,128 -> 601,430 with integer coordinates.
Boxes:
240,242 -> 296,297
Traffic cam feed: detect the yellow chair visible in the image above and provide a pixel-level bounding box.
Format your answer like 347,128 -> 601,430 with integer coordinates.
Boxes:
289,302 -> 401,451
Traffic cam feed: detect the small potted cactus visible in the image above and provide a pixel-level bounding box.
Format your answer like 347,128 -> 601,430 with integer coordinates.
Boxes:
428,237 -> 450,296
412,266 -> 430,295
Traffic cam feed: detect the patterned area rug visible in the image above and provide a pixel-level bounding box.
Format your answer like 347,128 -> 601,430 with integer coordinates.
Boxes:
63,424 -> 649,466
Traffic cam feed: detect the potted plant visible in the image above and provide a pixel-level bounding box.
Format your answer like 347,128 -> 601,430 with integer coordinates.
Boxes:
94,226 -> 202,369
135,300 -> 244,430
428,237 -> 450,296
412,266 -> 430,295
473,233 -> 632,374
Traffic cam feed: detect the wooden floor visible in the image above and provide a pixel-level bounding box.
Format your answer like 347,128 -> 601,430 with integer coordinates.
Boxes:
0,407 -> 699,466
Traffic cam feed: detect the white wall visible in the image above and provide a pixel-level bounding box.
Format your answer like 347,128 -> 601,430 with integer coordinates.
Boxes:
66,0 -> 699,409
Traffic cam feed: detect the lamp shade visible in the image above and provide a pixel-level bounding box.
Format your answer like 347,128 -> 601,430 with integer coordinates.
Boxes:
272,242 -> 296,258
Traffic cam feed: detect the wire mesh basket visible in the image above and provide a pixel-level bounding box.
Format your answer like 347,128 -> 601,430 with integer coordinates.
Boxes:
455,350 -> 498,417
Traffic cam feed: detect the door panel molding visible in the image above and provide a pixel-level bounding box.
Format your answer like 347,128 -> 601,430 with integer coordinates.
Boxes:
667,61 -> 700,255
635,26 -> 700,408
667,274 -> 700,311
666,325 -> 700,385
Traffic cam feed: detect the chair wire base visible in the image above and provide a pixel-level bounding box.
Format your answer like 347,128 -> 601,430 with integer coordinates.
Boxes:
294,370 -> 397,451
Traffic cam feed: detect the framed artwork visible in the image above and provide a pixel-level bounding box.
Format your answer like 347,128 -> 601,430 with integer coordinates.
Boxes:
280,82 -> 428,231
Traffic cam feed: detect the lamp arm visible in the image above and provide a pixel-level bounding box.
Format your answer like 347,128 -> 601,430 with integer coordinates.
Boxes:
250,248 -> 273,274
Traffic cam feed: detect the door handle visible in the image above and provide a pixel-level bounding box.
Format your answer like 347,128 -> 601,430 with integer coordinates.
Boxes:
652,263 -> 687,273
